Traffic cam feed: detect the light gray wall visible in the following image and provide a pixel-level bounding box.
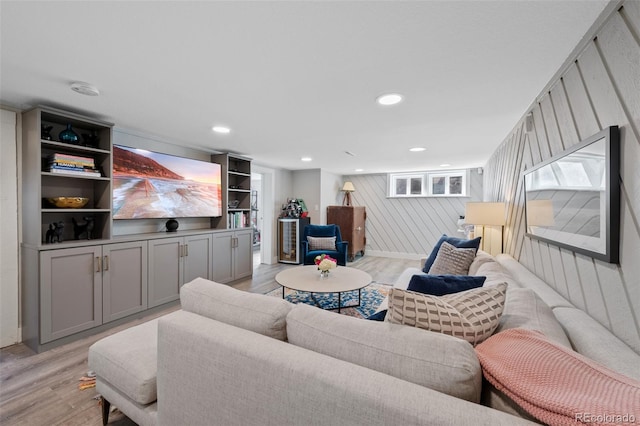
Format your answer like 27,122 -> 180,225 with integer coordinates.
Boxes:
292,169 -> 321,223
321,170 -> 343,224
0,109 -> 20,347
483,0 -> 640,354
342,169 -> 483,259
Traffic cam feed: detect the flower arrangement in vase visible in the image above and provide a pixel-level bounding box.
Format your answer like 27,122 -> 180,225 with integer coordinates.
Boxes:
315,254 -> 337,277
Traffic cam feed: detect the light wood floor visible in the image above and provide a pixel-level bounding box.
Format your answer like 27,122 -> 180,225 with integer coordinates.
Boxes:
0,255 -> 418,426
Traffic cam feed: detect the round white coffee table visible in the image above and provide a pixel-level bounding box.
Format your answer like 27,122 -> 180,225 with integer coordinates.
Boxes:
275,265 -> 372,312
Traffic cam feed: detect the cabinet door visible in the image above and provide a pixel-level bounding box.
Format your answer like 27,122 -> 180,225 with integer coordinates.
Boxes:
234,229 -> 253,280
148,237 -> 183,307
184,233 -> 213,283
40,246 -> 102,343
102,241 -> 148,323
212,232 -> 234,283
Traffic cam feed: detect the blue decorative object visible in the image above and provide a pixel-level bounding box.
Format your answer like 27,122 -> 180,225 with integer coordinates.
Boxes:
366,309 -> 387,321
422,234 -> 482,273
408,274 -> 486,296
59,124 -> 80,144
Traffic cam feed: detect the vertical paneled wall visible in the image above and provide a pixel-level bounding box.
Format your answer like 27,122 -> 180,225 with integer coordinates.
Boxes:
484,1 -> 640,354
343,169 -> 482,259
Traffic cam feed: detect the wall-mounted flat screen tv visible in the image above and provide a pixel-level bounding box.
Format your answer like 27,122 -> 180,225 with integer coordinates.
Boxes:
113,145 -> 222,219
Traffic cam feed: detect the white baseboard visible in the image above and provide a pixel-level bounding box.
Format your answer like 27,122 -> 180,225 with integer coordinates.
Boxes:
366,250 -> 424,261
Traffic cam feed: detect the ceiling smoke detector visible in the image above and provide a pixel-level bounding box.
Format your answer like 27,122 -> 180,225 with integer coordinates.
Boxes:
70,82 -> 100,96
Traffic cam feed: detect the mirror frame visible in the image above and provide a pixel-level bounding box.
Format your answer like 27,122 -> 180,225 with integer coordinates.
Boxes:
522,126 -> 620,263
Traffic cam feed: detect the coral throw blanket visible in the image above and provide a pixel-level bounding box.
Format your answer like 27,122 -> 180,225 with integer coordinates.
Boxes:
475,328 -> 640,425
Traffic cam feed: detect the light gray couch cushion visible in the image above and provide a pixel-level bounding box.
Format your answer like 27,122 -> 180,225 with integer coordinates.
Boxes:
180,277 -> 292,340
495,288 -> 571,348
286,304 -> 482,403
157,310 -> 534,426
495,254 -> 573,309
553,307 -> 640,381
468,250 -> 497,275
476,261 -> 521,289
88,313 -> 180,405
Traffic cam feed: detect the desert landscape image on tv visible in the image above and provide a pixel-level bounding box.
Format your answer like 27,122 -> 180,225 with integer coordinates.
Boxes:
113,145 -> 222,219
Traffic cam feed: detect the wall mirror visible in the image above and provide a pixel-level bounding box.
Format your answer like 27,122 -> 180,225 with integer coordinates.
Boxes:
523,126 -> 620,263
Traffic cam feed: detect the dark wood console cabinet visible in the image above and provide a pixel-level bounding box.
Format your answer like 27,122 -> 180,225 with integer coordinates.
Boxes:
327,206 -> 366,261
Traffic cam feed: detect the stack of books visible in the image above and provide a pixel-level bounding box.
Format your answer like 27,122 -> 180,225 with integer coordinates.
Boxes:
46,153 -> 101,177
228,212 -> 248,229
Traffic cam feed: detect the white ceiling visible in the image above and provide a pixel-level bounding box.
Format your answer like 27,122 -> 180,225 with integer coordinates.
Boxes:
1,1 -> 609,175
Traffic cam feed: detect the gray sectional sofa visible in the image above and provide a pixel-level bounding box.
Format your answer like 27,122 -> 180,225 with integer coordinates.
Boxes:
88,252 -> 640,425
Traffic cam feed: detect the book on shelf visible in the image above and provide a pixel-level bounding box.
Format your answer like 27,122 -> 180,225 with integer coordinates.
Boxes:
228,212 -> 248,229
47,162 -> 98,171
47,167 -> 102,177
48,153 -> 95,168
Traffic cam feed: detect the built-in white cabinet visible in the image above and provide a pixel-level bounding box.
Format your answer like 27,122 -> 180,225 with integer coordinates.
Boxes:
148,233 -> 214,308
20,106 -> 254,352
212,229 -> 253,283
27,240 -> 147,349
102,241 -> 148,323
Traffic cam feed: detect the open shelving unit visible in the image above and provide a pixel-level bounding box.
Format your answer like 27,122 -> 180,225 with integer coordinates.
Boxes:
211,153 -> 252,230
22,106 -> 114,246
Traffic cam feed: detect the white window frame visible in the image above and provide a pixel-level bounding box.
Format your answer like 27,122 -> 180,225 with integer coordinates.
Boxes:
388,170 -> 469,198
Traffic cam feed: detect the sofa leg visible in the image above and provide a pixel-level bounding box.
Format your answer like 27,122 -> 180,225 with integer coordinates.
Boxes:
101,397 -> 111,425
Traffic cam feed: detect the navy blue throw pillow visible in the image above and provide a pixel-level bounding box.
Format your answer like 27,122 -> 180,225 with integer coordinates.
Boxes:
366,310 -> 387,321
407,274 -> 486,296
422,234 -> 482,273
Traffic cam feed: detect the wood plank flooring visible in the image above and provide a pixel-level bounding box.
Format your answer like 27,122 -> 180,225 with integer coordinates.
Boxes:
0,255 -> 418,426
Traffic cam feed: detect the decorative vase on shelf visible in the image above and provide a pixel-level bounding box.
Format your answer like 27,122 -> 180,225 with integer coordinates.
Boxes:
59,124 -> 80,144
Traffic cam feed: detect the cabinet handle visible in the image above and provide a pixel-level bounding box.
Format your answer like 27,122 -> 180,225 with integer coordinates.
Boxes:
103,255 -> 109,271
95,256 -> 101,273
184,244 -> 189,257
356,226 -> 362,231
179,245 -> 184,257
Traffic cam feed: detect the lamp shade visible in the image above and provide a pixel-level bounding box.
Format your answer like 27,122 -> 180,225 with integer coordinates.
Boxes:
342,181 -> 355,192
526,199 -> 555,226
465,202 -> 506,226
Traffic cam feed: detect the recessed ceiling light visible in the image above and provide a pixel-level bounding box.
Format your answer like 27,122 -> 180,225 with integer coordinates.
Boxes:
301,157 -> 312,162
376,93 -> 403,106
212,126 -> 231,134
409,147 -> 426,152
440,163 -> 451,167
355,168 -> 364,172
70,82 -> 100,96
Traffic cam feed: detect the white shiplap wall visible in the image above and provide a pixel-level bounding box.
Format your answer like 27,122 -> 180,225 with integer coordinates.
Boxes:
343,169 -> 482,259
484,1 -> 640,354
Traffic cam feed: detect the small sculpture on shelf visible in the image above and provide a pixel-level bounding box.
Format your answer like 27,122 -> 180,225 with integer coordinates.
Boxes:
72,216 -> 95,240
45,221 -> 65,243
41,124 -> 53,140
81,130 -> 100,148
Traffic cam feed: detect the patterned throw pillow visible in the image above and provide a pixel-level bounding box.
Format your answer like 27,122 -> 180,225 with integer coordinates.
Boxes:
307,236 -> 336,251
428,241 -> 477,275
422,235 -> 482,273
386,282 -> 508,345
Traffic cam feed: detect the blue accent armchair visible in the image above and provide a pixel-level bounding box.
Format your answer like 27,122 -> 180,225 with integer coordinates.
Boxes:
302,224 -> 348,266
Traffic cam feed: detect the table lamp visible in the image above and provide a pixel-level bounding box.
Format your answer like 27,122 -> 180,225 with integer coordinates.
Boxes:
465,202 -> 506,255
342,181 -> 355,206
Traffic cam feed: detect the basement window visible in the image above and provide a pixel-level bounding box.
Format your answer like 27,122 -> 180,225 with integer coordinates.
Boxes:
388,170 -> 469,198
